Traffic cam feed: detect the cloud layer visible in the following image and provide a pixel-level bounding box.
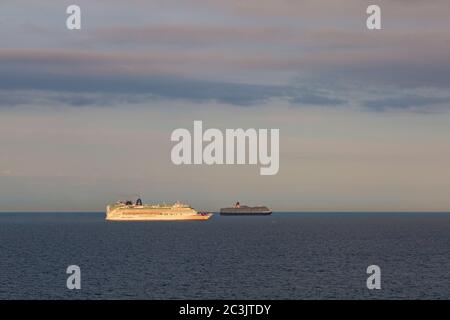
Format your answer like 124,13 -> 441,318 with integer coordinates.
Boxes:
0,1 -> 449,112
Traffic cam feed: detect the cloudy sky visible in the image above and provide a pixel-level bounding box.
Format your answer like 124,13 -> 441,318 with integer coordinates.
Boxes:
1,0 -> 450,211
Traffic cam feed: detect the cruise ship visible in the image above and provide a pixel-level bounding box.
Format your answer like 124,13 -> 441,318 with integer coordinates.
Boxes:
220,202 -> 272,216
106,199 -> 212,221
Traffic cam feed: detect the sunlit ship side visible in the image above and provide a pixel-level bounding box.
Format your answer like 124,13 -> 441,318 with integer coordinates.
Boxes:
106,200 -> 212,221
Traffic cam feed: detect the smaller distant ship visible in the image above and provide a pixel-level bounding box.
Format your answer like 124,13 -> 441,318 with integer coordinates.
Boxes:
220,202 -> 272,216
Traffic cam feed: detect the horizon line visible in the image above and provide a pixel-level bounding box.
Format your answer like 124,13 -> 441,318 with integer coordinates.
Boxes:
0,210 -> 449,214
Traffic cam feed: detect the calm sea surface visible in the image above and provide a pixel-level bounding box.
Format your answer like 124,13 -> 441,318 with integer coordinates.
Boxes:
0,212 -> 448,299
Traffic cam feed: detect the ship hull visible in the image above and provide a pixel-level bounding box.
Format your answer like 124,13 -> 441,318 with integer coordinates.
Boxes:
220,205 -> 272,216
106,214 -> 212,221
220,211 -> 272,216
106,205 -> 212,221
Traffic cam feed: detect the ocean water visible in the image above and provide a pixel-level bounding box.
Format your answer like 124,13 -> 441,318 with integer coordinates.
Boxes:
0,212 -> 448,299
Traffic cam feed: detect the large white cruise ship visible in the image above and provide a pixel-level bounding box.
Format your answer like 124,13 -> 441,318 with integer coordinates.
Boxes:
106,199 -> 212,221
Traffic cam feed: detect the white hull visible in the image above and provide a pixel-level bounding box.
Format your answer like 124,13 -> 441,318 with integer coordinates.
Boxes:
106,214 -> 213,221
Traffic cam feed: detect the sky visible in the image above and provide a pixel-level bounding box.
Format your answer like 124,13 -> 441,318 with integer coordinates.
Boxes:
0,0 -> 450,211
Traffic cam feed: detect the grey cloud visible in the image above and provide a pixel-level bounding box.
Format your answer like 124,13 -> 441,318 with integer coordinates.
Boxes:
0,73 -> 285,106
2,0 -> 450,93
2,52 -> 449,113
0,90 -> 154,107
363,95 -> 450,112
0,78 -> 345,108
289,93 -> 345,106
0,50 -> 349,107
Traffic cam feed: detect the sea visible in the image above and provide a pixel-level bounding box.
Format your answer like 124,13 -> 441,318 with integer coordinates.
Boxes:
0,212 -> 448,299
